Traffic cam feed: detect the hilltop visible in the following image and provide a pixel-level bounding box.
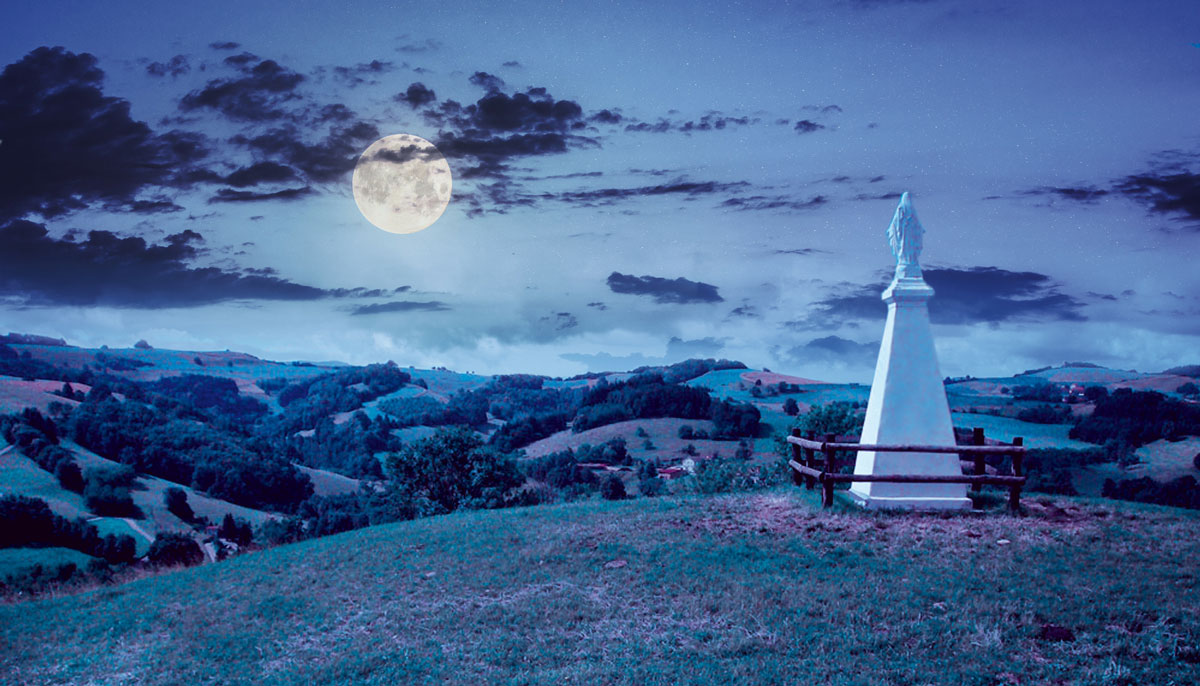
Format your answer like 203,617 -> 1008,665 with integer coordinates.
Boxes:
2,488 -> 1199,685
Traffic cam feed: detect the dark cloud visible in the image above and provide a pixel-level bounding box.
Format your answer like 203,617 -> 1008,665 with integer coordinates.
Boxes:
538,311 -> 578,331
350,301 -> 450,315
1087,291 -> 1118,301
727,304 -> 761,319
1015,151 -> 1200,230
623,113 -> 757,134
231,120 -> 379,183
1116,169 -> 1200,228
542,180 -> 749,208
0,220 -> 334,308
208,187 -> 313,203
853,191 -> 904,201
395,82 -> 436,108
789,266 -> 1087,328
773,248 -> 826,256
330,60 -> 394,86
146,55 -> 190,78
122,199 -> 184,214
794,120 -> 824,134
0,47 -> 213,222
1023,186 -> 1110,203
224,161 -> 298,187
624,119 -> 671,134
468,71 -> 506,93
501,60 -> 522,68
587,301 -> 608,311
607,272 -> 723,305
721,194 -> 827,211
209,41 -> 240,50
396,38 -> 441,54
591,109 -> 623,124
180,55 -> 305,121
419,80 -> 590,207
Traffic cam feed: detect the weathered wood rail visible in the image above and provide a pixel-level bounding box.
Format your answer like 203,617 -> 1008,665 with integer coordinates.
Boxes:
786,427 -> 1026,510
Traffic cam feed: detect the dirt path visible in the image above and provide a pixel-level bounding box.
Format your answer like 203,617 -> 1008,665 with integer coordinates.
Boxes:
121,518 -> 154,543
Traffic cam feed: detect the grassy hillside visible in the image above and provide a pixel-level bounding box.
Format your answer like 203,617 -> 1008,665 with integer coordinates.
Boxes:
3,489 -> 1198,685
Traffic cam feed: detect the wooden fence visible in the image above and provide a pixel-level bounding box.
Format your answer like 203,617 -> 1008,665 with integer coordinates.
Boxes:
786,427 -> 1026,510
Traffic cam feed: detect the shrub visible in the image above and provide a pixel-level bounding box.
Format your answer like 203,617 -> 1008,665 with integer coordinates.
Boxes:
794,402 -> 864,439
55,460 -> 84,493
147,533 -> 204,567
783,398 -> 799,416
600,474 -> 626,501
164,487 -> 194,523
218,513 -> 253,546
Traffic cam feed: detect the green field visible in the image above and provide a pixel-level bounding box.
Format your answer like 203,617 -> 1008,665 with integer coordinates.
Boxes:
3,489 -> 1198,685
950,412 -> 1094,449
0,547 -> 96,581
91,518 -> 152,557
0,448 -> 91,519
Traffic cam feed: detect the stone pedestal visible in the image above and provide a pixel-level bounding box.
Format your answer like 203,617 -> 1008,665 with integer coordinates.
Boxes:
848,195 -> 970,510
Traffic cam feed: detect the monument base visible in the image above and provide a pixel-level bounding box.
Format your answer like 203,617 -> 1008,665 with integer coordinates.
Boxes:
844,489 -> 971,511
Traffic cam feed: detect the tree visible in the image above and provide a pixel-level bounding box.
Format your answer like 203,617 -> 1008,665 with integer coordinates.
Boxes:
794,402 -> 864,439
147,533 -> 203,567
678,425 -> 694,440
385,427 -> 523,513
163,487 -> 193,523
783,398 -> 799,416
1084,386 -> 1109,402
55,460 -> 84,493
218,513 -> 253,546
600,474 -> 626,500
1178,382 -> 1200,398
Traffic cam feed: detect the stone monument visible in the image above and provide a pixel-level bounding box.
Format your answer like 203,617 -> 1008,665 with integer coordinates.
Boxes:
847,192 -> 971,510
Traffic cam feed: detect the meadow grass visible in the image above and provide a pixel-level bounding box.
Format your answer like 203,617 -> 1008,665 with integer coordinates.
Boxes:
0,547 -> 95,581
950,412 -> 1093,450
0,449 -> 90,519
2,488 -> 1198,685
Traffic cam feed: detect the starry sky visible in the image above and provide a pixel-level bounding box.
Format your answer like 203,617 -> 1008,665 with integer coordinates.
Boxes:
2,0 -> 1198,382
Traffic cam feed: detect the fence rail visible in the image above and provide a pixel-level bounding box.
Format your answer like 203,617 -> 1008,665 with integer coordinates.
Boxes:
786,427 -> 1027,510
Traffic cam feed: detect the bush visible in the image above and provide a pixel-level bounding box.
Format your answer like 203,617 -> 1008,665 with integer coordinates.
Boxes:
638,476 -> 665,497
794,402 -> 864,439
693,456 -> 782,494
163,487 -> 194,523
1016,404 -> 1071,425
218,513 -> 253,546
55,460 -> 84,493
83,466 -> 140,518
147,533 -> 204,567
599,474 -> 626,500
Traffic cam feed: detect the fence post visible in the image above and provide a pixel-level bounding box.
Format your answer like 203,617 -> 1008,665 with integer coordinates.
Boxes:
790,428 -> 804,486
1009,437 -> 1024,512
972,427 -> 986,493
804,431 -> 816,490
822,433 -> 837,508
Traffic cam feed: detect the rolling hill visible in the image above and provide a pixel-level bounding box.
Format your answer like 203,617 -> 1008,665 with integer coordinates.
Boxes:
2,488 -> 1198,685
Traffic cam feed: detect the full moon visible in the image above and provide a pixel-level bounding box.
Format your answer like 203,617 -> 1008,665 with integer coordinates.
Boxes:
352,134 -> 452,234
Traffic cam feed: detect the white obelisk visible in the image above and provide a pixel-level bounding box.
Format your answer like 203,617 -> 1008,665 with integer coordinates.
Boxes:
847,193 -> 970,510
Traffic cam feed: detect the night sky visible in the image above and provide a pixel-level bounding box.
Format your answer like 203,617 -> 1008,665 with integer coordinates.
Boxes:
2,1 -> 1198,382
